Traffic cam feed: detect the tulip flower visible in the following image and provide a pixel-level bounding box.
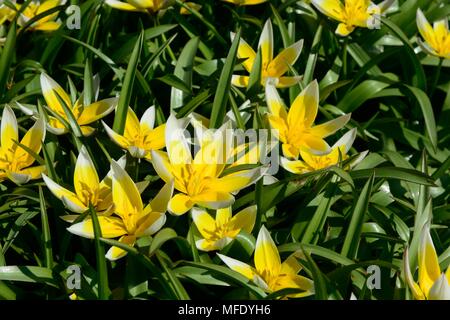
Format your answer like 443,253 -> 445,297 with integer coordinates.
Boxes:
265,80 -> 351,159
151,114 -> 263,216
102,106 -> 165,160
42,146 -> 148,221
221,0 -> 267,5
105,0 -> 173,13
17,0 -> 63,31
0,3 -> 16,25
231,19 -> 304,88
39,73 -> 118,136
311,0 -> 393,36
218,225 -> 314,297
192,205 -> 257,251
281,128 -> 367,174
404,224 -> 450,300
67,160 -> 174,261
416,9 -> 450,59
0,105 -> 46,184
189,112 -> 278,185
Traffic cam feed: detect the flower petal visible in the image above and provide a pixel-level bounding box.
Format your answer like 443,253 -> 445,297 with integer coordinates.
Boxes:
258,19 -> 273,70
76,98 -> 118,125
416,9 -> 435,49
231,75 -> 250,87
102,121 -> 130,149
265,82 -> 288,120
136,211 -> 166,236
428,273 -> 450,300
42,174 -> 87,213
280,157 -> 309,174
311,0 -> 345,22
419,223 -> 441,297
276,76 -> 302,88
150,150 -> 175,184
254,225 -> 281,278
267,39 -> 303,77
140,106 -> 156,132
217,253 -> 256,280
105,235 -> 136,261
335,23 -> 355,37
229,205 -> 257,233
216,207 -> 232,226
40,73 -> 72,115
209,168 -> 262,194
191,207 -> 217,239
165,113 -> 192,164
1,105 -> 18,152
105,0 -> 142,11
332,127 -> 357,153
192,191 -> 235,210
287,80 -> 319,130
310,113 -> 351,138
147,179 -> 174,213
15,117 -> 46,168
74,146 -> 100,202
168,193 -> 194,216
111,160 -> 143,220
67,216 -> 127,239
232,32 -> 256,73
403,246 -> 426,300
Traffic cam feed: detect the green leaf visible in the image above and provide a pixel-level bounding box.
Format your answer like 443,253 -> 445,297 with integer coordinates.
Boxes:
176,89 -> 211,118
158,74 -> 192,95
89,205 -> 110,300
0,22 -> 16,100
112,30 -> 144,134
0,266 -> 58,288
210,30 -> 240,128
337,80 -> 390,113
246,49 -> 262,96
156,251 -> 190,300
39,187 -> 53,269
381,18 -> 427,90
170,37 -> 199,110
402,85 -> 438,151
149,228 -> 178,256
349,167 -> 435,186
303,250 -> 328,300
341,174 -> 375,259
181,261 -> 266,298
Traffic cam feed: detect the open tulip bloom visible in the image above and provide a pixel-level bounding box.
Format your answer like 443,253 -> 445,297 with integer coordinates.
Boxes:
67,160 -> 174,261
151,114 -> 263,216
265,79 -> 351,160
0,105 -> 46,184
232,19 -> 304,88
281,128 -> 368,174
42,146 -> 148,221
17,0 -> 63,32
416,9 -> 450,59
404,223 -> 450,300
191,205 -> 257,251
36,73 -> 118,136
218,225 -> 314,297
311,0 -> 393,36
105,0 -> 173,13
102,106 -> 165,160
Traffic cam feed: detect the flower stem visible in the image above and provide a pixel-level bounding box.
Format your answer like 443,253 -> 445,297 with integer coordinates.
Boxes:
430,58 -> 443,98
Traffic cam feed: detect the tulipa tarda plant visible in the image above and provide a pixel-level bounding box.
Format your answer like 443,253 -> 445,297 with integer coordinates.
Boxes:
0,0 -> 448,302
